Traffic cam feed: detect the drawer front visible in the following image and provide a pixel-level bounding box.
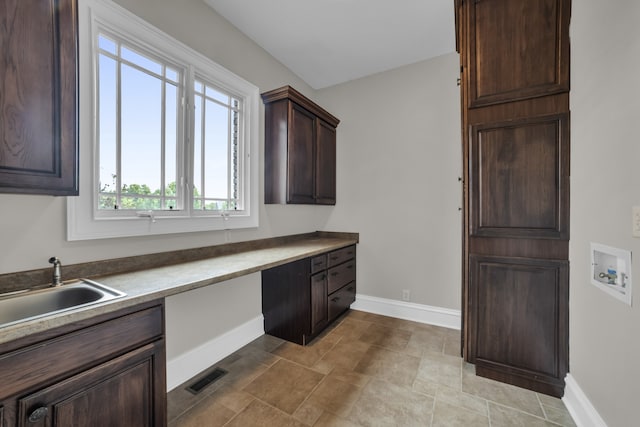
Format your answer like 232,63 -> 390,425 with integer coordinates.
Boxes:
0,304 -> 163,400
327,259 -> 356,294
310,255 -> 327,274
327,245 -> 356,267
328,283 -> 356,321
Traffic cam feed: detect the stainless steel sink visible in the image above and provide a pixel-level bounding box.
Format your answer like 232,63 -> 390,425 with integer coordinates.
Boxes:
0,279 -> 126,328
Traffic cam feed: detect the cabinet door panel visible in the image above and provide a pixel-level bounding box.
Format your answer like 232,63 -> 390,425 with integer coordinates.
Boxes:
469,113 -> 569,239
18,343 -> 163,427
466,0 -> 570,107
287,103 -> 315,203
0,0 -> 78,195
469,256 -> 568,390
315,119 -> 336,204
310,272 -> 328,334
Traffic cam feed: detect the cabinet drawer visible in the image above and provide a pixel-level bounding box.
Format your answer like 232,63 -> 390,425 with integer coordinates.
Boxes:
327,245 -> 356,267
311,255 -> 327,274
328,283 -> 356,321
0,304 -> 163,400
328,259 -> 356,294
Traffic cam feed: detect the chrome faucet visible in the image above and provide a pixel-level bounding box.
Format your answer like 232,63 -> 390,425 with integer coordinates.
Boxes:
48,257 -> 62,286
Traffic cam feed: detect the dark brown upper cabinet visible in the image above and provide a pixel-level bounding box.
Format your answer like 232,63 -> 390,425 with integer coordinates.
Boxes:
0,0 -> 79,196
262,86 -> 340,205
464,0 -> 571,108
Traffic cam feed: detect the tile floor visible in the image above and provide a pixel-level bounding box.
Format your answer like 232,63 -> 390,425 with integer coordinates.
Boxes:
168,310 -> 576,427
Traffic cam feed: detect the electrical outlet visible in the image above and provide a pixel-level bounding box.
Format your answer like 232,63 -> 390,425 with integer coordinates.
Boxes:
402,289 -> 411,302
633,207 -> 640,237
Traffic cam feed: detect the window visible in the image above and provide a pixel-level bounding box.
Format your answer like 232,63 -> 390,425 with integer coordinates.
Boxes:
68,0 -> 259,240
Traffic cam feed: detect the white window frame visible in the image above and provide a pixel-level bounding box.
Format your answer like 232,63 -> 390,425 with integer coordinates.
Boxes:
68,0 -> 259,240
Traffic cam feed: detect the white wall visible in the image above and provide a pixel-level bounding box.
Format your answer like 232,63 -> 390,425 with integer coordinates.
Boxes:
569,1 -> 640,426
318,54 -> 462,309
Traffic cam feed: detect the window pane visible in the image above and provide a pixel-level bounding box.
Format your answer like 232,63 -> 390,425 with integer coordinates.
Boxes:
204,99 -> 229,200
165,82 -> 178,204
194,80 -> 203,94
193,94 -> 203,203
121,46 -> 162,75
120,63 -> 162,207
166,67 -> 178,83
98,54 -> 117,209
206,85 -> 229,105
98,35 -> 117,55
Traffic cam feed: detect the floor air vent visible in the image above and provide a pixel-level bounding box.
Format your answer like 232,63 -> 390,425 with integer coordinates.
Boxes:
186,367 -> 228,395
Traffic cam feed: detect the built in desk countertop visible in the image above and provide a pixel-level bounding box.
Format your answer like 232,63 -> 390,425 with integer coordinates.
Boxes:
0,233 -> 358,345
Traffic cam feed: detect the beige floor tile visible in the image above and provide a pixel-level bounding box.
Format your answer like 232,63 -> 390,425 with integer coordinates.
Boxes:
225,399 -> 307,427
358,323 -> 412,352
330,316 -> 373,339
307,376 -> 363,417
314,411 -> 361,427
537,393 -> 567,410
432,401 -> 489,427
327,367 -> 371,388
435,384 -> 488,416
413,377 -> 439,397
243,359 -> 324,414
489,402 -> 557,427
319,338 -> 371,371
293,401 -> 324,426
347,378 -> 434,427
244,334 -> 286,353
271,333 -> 340,367
415,352 -> 462,389
462,367 -> 544,418
353,345 -> 421,387
443,333 -> 461,357
543,404 -> 577,427
218,355 -> 271,390
171,400 -> 235,427
407,329 -> 446,356
205,384 -> 254,413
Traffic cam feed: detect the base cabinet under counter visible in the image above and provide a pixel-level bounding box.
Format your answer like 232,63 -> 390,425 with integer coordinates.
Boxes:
0,300 -> 167,427
262,245 -> 356,345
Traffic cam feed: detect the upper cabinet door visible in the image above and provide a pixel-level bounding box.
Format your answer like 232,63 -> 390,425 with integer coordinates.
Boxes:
315,120 -> 336,205
287,103 -> 316,204
0,0 -> 79,195
466,0 -> 570,108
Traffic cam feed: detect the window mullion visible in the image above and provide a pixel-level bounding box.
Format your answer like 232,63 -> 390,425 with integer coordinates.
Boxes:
200,90 -> 206,209
160,65 -> 167,209
227,105 -> 232,210
115,48 -> 122,210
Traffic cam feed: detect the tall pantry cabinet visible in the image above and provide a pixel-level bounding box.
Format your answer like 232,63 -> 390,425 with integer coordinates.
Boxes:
455,0 -> 571,397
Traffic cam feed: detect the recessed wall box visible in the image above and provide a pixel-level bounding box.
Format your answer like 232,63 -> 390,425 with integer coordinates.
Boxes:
590,242 -> 632,306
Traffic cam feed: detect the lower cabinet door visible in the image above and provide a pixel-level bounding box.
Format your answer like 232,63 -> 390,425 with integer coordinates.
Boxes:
18,342 -> 164,427
310,272 -> 328,334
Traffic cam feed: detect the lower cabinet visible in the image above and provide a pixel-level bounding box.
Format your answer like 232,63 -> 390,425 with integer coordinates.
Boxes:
0,300 -> 167,427
262,245 -> 356,345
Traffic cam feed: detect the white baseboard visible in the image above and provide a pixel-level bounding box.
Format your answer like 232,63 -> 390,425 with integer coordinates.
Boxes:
351,294 -> 461,330
166,315 -> 264,391
563,374 -> 608,427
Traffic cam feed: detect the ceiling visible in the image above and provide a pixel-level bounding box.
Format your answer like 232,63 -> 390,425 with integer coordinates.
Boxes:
203,0 -> 456,89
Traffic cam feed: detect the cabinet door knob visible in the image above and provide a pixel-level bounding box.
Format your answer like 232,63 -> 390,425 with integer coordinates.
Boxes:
28,406 -> 48,423
331,297 -> 340,302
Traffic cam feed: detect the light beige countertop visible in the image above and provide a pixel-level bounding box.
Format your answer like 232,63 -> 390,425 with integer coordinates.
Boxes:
0,233 -> 358,345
